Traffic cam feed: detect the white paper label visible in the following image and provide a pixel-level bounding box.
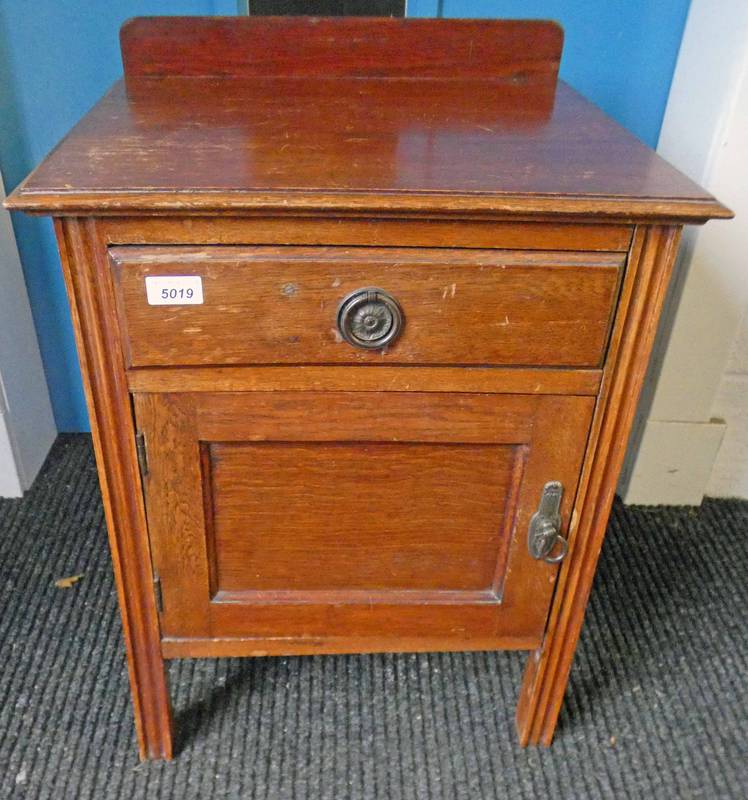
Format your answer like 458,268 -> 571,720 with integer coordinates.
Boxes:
145,275 -> 204,305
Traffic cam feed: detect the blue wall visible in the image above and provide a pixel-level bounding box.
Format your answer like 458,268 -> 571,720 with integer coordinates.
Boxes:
0,1 -> 237,431
410,1 -> 691,147
2,1 -> 690,431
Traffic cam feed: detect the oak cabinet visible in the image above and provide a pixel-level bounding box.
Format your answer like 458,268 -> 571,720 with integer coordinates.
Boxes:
5,17 -> 729,759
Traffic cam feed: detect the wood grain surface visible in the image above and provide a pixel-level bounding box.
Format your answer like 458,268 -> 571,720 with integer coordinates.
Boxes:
209,441 -> 521,594
121,17 -> 564,81
134,391 -> 594,645
97,217 -> 636,253
54,219 -> 173,760
126,365 -> 603,396
5,17 -> 730,224
110,246 -> 623,368
516,225 -> 684,745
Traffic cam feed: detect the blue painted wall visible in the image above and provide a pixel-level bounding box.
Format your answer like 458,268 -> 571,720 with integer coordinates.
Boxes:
409,1 -> 691,147
0,1 -> 237,431
2,1 -> 689,431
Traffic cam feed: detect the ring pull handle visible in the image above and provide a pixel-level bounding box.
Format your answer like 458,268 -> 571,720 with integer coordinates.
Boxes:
542,534 -> 568,564
336,287 -> 404,350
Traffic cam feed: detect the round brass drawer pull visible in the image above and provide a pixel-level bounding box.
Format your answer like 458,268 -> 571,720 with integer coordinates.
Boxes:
336,288 -> 404,350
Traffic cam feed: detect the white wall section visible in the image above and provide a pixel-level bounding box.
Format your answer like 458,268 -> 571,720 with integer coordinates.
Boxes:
622,0 -> 748,503
0,170 -> 56,497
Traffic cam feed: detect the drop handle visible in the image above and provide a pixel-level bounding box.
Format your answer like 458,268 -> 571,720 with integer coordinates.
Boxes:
528,481 -> 568,564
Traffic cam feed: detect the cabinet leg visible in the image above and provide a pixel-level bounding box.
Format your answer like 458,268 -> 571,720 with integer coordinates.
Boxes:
515,608 -> 585,746
54,218 -> 174,760
516,224 -> 684,746
126,637 -> 174,760
515,509 -> 605,746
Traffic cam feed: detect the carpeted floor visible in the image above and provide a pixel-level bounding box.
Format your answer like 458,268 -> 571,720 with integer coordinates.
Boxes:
1,435 -> 746,799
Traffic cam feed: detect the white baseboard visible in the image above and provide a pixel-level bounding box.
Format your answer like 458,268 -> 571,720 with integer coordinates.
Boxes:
706,373 -> 748,497
621,419 -> 726,505
0,412 -> 23,497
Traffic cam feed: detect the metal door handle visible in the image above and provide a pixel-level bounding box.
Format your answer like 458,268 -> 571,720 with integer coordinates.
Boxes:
528,481 -> 568,564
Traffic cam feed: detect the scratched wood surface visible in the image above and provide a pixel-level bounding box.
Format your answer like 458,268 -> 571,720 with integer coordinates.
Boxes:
97,217 -> 635,252
5,20 -> 729,220
110,246 -> 623,368
121,16 -> 564,80
125,365 -> 603,396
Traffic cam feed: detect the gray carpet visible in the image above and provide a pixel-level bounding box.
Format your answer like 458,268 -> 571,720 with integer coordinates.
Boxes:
1,435 -> 746,799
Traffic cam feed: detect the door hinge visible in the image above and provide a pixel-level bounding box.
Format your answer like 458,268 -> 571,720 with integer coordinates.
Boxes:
135,431 -> 148,477
153,569 -> 163,614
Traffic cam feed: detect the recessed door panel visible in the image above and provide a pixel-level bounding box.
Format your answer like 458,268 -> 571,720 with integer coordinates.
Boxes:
207,441 -> 524,598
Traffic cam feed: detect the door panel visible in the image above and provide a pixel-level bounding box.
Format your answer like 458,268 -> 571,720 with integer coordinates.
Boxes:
208,441 -> 523,596
135,391 -> 594,649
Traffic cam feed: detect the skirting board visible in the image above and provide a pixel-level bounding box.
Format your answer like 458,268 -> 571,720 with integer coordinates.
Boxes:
622,419 -> 726,505
0,412 -> 23,497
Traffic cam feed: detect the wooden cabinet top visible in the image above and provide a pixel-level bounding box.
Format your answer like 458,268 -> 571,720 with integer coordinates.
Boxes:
6,17 -> 730,222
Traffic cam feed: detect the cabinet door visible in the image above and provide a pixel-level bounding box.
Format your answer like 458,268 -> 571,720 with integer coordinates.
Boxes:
134,391 -> 593,653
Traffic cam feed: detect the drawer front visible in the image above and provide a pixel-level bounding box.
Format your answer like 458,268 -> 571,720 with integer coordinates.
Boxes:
111,245 -> 623,368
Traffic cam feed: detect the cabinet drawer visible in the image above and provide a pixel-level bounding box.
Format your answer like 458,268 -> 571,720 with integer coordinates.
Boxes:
111,246 -> 624,368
